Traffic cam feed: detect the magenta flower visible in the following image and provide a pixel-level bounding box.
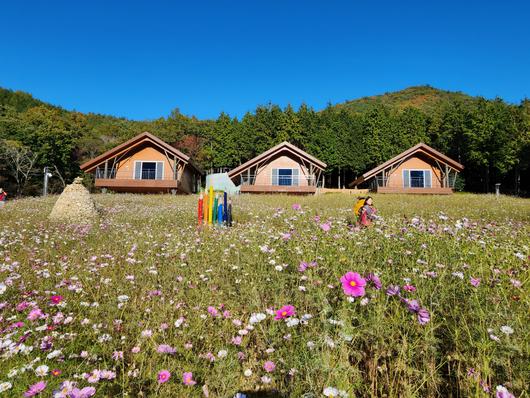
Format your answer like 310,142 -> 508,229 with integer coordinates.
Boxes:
50,295 -> 63,305
275,305 -> 296,320
69,387 -> 96,398
402,284 -> 416,292
24,381 -> 47,397
404,298 -> 420,313
292,203 -> 301,211
263,361 -> 276,373
298,261 -> 308,272
182,372 -> 196,386
340,272 -> 366,297
157,370 -> 171,384
470,277 -> 481,287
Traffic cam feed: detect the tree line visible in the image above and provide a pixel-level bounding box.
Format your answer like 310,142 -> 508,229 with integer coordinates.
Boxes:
1,86 -> 529,196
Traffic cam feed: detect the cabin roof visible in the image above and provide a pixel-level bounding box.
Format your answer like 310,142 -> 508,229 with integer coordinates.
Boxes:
80,132 -> 203,174
349,142 -> 464,187
227,141 -> 327,179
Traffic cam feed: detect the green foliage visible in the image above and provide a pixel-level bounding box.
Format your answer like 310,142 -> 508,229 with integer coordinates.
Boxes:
0,86 -> 529,194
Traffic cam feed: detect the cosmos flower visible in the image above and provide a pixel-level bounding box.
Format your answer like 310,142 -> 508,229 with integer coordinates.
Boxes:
157,370 -> 171,384
69,387 -> 96,398
386,285 -> 400,296
50,295 -> 63,305
417,308 -> 430,325
340,272 -> 366,297
24,381 -> 47,397
366,273 -> 382,290
291,203 -> 301,211
182,372 -> 196,386
275,305 -> 296,320
263,361 -> 276,372
496,385 -> 515,398
470,277 -> 481,287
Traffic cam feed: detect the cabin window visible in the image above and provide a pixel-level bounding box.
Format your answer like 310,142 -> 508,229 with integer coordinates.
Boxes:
134,161 -> 164,180
403,169 -> 431,188
272,168 -> 299,186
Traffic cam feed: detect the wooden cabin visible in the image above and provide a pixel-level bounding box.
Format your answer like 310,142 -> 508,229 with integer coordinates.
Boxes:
349,143 -> 463,194
227,142 -> 326,194
80,132 -> 203,193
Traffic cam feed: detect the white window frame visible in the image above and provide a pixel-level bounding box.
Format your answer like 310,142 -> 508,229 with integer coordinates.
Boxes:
272,168 -> 300,186
134,160 -> 165,180
403,169 -> 431,188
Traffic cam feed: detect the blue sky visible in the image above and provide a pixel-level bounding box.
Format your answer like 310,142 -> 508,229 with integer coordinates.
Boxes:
1,0 -> 529,120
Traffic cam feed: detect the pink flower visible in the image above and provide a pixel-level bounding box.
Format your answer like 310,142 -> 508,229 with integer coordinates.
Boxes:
157,370 -> 171,384
298,262 -> 308,272
320,222 -> 331,232
27,308 -> 44,321
24,381 -> 47,397
263,361 -> 276,373
470,277 -> 481,287
112,351 -> 123,360
496,385 -> 515,398
69,387 -> 96,398
292,203 -> 301,211
157,344 -> 176,354
207,306 -> 219,317
275,305 -> 296,320
231,336 -> 242,346
182,372 -> 196,386
50,295 -> 63,305
402,284 -> 416,292
340,272 -> 366,297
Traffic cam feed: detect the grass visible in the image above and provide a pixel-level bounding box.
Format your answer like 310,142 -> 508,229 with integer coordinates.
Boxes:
0,193 -> 528,397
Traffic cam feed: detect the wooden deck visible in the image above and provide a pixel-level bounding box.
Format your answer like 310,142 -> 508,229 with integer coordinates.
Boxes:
95,178 -> 181,193
376,187 -> 453,194
240,185 -> 317,194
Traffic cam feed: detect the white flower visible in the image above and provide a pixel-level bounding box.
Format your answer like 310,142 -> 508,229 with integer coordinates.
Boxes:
243,369 -> 252,377
174,317 -> 185,328
46,349 -> 62,359
217,350 -> 228,358
249,313 -> 266,324
306,341 -> 315,349
0,382 -> 12,392
500,325 -> 514,335
274,265 -> 283,271
323,386 -> 339,397
35,365 -> 49,377
117,295 -> 129,303
286,318 -> 299,327
261,376 -> 271,384
141,329 -> 152,338
0,283 -> 6,295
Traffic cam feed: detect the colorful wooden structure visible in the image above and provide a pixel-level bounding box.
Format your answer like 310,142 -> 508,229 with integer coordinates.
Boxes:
198,188 -> 232,227
227,142 -> 326,194
80,132 -> 203,193
349,143 -> 464,194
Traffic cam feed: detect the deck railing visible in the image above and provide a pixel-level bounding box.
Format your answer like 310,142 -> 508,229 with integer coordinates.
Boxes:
240,174 -> 318,186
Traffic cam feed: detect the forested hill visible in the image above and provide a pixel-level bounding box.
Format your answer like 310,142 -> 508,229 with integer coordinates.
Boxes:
336,86 -> 477,115
0,85 -> 529,196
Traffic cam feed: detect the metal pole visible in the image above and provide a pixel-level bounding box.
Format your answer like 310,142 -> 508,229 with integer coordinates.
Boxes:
495,183 -> 501,198
43,166 -> 49,196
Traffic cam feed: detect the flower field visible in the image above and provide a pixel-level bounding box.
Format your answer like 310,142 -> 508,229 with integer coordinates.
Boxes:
0,193 -> 528,397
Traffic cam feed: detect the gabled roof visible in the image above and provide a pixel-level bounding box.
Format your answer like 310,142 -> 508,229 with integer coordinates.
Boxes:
227,141 -> 327,179
349,142 -> 464,187
80,132 -> 203,174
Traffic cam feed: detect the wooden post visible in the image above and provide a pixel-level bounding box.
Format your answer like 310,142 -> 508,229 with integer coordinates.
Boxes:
104,160 -> 108,179
173,156 -> 177,180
